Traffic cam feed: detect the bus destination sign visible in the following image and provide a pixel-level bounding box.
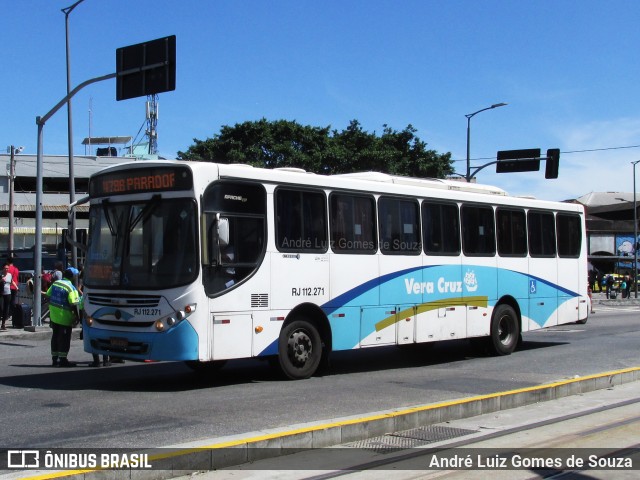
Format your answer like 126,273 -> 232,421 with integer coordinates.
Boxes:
90,166 -> 193,197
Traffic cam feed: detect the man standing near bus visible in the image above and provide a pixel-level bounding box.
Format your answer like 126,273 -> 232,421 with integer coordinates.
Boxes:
44,267 -> 80,367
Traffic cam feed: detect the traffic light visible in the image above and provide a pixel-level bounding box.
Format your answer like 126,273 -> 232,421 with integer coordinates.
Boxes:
496,149 -> 541,173
545,148 -> 560,179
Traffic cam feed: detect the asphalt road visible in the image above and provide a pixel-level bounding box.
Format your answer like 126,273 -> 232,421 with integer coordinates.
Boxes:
0,308 -> 638,450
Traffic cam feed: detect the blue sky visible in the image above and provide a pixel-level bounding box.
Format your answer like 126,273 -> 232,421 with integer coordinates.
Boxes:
2,0 -> 639,201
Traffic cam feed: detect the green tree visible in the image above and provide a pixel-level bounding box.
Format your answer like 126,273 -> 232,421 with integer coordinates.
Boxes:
177,118 -> 453,178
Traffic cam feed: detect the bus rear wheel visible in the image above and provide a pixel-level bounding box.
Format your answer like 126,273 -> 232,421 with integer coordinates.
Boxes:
488,304 -> 519,356
278,319 -> 322,380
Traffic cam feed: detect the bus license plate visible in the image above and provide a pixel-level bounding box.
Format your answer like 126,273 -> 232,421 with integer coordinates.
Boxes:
110,337 -> 128,348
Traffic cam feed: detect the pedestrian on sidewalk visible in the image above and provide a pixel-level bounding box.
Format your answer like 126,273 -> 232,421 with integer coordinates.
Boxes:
44,267 -> 80,367
624,275 -> 631,299
605,275 -> 614,299
588,270 -> 596,295
0,264 -> 17,330
6,256 -> 19,310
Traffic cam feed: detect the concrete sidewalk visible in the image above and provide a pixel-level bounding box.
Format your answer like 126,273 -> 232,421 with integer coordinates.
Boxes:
0,323 -> 81,341
591,289 -> 640,306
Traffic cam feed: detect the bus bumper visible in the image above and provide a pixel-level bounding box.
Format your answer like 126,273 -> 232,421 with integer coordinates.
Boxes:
83,320 -> 200,361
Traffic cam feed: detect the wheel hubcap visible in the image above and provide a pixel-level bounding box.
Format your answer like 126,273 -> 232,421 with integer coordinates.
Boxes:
288,330 -> 312,365
498,316 -> 513,344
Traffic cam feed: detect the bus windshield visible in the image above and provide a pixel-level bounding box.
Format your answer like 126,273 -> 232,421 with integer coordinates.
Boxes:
85,197 -> 198,289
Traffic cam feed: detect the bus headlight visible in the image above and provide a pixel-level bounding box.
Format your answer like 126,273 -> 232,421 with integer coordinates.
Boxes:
86,316 -> 94,327
166,317 -> 177,326
154,320 -> 165,331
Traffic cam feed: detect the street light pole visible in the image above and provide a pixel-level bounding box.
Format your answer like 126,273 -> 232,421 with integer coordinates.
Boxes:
465,103 -> 507,182
6,145 -> 24,253
62,0 -> 86,270
633,160 -> 640,298
8,146 -> 15,254
8,145 -> 16,256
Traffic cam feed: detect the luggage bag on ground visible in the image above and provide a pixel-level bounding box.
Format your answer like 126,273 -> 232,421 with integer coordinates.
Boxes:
12,303 -> 32,328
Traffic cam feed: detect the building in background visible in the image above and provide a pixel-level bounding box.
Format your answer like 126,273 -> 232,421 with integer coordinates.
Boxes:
0,149 -> 148,253
575,191 -> 640,276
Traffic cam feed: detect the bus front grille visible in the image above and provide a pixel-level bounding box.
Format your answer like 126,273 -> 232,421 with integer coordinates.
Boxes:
88,294 -> 161,308
94,318 -> 155,328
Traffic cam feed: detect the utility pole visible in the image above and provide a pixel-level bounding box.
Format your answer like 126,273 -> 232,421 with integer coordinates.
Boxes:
6,145 -> 23,253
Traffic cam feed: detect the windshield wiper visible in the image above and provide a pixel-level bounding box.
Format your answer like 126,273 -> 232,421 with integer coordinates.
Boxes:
129,194 -> 161,232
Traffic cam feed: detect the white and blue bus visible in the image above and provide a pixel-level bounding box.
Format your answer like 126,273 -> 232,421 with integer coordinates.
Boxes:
80,161 -> 588,379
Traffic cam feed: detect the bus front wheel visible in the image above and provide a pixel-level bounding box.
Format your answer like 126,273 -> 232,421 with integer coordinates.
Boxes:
488,304 -> 519,356
278,319 -> 322,380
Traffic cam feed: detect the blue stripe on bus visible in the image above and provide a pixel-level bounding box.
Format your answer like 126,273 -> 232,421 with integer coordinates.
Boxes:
323,265 -> 427,315
258,264 -> 582,357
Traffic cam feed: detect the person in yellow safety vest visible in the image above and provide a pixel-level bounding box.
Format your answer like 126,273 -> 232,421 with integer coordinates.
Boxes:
44,267 -> 80,367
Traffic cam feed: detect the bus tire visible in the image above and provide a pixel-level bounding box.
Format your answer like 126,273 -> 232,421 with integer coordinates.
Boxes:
488,304 -> 519,356
278,319 -> 322,380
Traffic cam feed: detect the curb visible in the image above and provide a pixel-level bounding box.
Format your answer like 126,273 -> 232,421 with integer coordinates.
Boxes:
15,366 -> 640,480
0,327 -> 82,341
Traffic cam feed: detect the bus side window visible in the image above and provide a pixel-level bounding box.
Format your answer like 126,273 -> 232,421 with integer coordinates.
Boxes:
422,201 -> 460,256
275,188 -> 327,253
330,193 -> 377,254
461,204 -> 495,256
528,210 -> 556,257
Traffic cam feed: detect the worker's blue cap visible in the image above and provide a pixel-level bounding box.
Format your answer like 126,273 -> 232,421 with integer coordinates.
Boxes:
65,267 -> 80,276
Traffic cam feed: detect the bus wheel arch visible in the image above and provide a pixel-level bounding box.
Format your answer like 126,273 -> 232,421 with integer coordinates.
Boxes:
488,298 -> 521,356
277,304 -> 331,380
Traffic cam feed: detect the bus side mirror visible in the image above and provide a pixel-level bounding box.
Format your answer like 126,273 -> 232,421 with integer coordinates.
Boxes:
209,214 -> 230,266
217,215 -> 229,247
